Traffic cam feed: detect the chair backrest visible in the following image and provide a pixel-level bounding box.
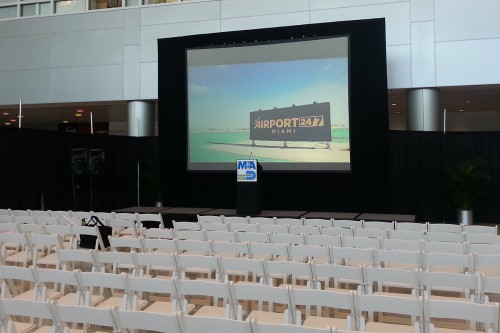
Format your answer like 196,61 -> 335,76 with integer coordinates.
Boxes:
342,236 -> 381,250
394,221 -> 427,231
70,211 -> 92,220
362,220 -> 394,230
322,226 -> 354,237
197,214 -> 224,224
56,248 -> 99,271
113,212 -> 137,221
270,233 -> 305,245
109,218 -> 138,237
177,278 -> 236,317
184,312 -> 252,333
49,210 -> 71,218
249,242 -> 289,261
52,301 -> 118,329
175,253 -> 221,280
354,228 -> 388,239
275,218 -> 303,226
288,244 -> 331,264
259,224 -> 289,234
333,219 -> 362,229
330,246 -> 376,267
136,213 -> 164,227
289,225 -> 321,235
423,297 -> 499,332
473,253 -> 500,277
468,243 -> 500,255
219,256 -> 266,283
303,218 -> 333,228
10,209 -> 30,217
201,222 -> 230,232
35,216 -> 60,225
205,230 -> 237,242
96,250 -> 141,275
134,252 -> 179,277
174,229 -> 206,241
237,231 -> 270,243
388,229 -> 426,240
223,216 -> 250,224
264,260 -> 314,287
423,252 -> 472,273
381,238 -> 422,251
108,235 -> 145,252
28,209 -> 52,217
466,233 -> 500,245
463,224 -> 497,235
424,240 -> 468,254
306,234 -> 342,247
425,231 -> 465,243
421,270 -> 479,298
355,293 -> 423,331
142,237 -> 178,253
427,223 -> 462,233
229,223 -> 259,233
144,227 -> 175,239
211,240 -> 250,258
14,215 -> 37,225
248,217 -> 276,225
362,266 -> 420,295
111,307 -> 181,333
312,262 -> 364,289
176,239 -> 212,255
0,298 -> 55,329
375,249 -> 422,270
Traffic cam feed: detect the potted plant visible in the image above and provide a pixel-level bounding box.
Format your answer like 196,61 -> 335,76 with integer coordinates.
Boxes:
443,159 -> 490,225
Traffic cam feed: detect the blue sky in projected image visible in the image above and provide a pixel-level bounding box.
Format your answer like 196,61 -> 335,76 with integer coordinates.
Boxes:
188,57 -> 349,130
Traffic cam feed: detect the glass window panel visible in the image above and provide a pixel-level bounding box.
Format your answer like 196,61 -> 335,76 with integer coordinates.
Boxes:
125,0 -> 140,6
40,2 -> 52,15
0,0 -> 15,5
21,3 -> 36,16
0,5 -> 16,19
55,0 -> 85,14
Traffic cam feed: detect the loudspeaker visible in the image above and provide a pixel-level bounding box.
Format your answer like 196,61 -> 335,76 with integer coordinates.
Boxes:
71,148 -> 88,175
89,149 -> 105,176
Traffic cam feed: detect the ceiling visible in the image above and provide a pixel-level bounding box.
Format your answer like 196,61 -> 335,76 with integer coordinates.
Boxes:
0,85 -> 499,130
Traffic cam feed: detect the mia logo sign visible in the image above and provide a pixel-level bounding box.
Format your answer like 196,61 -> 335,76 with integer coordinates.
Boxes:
237,160 -> 257,182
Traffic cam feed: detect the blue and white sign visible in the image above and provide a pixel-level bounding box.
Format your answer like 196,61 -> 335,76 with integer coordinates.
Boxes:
237,159 -> 257,182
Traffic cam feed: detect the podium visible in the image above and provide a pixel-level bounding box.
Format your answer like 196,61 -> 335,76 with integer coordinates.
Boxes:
236,159 -> 262,215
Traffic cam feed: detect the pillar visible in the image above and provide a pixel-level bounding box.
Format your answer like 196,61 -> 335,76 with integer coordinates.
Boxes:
406,88 -> 440,131
127,101 -> 155,136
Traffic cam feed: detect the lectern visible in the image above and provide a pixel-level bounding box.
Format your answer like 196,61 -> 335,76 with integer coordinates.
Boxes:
236,159 -> 261,215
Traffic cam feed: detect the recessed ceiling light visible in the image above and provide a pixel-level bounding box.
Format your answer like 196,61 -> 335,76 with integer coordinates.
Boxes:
459,109 -> 464,112
76,109 -> 84,113
74,113 -> 82,117
62,120 -> 69,123
395,111 -> 400,114
2,112 -> 9,116
391,103 -> 397,106
465,100 -> 471,103
10,119 -> 16,122
4,122 -> 11,126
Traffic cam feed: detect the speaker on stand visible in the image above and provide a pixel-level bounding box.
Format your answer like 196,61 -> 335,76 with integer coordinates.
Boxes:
88,149 -> 105,211
70,148 -> 88,210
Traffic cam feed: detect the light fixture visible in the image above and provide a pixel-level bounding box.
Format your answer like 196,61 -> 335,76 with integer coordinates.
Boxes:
391,103 -> 397,106
76,109 -> 84,113
4,122 -> 11,126
395,111 -> 400,114
465,100 -> 471,103
459,109 -> 464,112
10,119 -> 16,122
62,120 -> 69,123
74,113 -> 82,117
2,112 -> 9,116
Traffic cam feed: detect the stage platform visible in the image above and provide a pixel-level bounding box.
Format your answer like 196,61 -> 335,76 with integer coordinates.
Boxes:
117,206 -> 416,228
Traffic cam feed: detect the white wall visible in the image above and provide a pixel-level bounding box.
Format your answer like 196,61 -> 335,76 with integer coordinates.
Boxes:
1,0 -> 500,106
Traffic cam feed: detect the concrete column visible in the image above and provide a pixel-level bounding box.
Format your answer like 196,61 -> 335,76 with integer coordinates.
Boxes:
406,88 -> 440,131
127,101 -> 155,136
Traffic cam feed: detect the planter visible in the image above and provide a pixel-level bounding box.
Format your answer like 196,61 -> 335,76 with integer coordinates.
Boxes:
457,209 -> 473,225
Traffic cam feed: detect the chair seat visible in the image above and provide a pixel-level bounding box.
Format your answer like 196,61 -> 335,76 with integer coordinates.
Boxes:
96,296 -> 147,310
9,321 -> 36,333
303,316 -> 347,329
16,289 -> 61,301
366,321 -> 415,333
33,326 -> 84,333
434,327 -> 477,333
193,306 -> 226,318
245,310 -> 286,324
57,292 -> 104,306
144,300 -> 195,314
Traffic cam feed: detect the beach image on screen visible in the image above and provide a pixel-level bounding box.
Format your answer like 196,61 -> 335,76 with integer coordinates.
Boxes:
187,36 -> 350,171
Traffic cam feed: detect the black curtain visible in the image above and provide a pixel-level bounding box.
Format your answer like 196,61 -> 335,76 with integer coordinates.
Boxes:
390,131 -> 500,223
0,127 -> 158,212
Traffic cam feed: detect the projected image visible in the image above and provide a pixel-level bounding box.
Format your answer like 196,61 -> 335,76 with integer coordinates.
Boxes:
187,36 -> 350,171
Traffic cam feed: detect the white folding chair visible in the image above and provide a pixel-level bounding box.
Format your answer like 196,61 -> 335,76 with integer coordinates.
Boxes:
108,235 -> 145,253
466,233 -> 500,245
142,237 -> 178,254
205,230 -> 238,243
290,287 -> 356,329
202,222 -> 230,232
95,250 -> 141,275
220,256 -> 267,284
388,229 -> 426,241
56,248 -> 100,272
313,262 -> 365,292
35,216 -> 60,226
125,275 -> 191,314
0,265 -> 47,300
231,282 -> 293,323
421,270 -> 480,302
473,253 -> 500,277
10,210 -> 30,217
211,240 -> 250,258
135,251 -> 179,278
264,260 -> 315,288
109,218 -> 138,237
237,231 -> 270,243
330,246 -> 376,267
423,252 -> 472,273
424,240 -> 468,254
260,224 -> 289,234
249,242 -> 290,261
0,232 -> 33,267
382,238 -> 423,252
51,301 -> 118,332
342,236 -> 381,250
362,266 -> 420,297
177,239 -> 212,256
0,298 -> 53,333
174,229 -> 207,241
288,244 -> 332,264
355,292 -> 423,333
143,227 -> 175,239
30,233 -> 64,268
423,297 -> 499,332
136,213 -> 164,230
270,233 -> 306,246
178,278 -> 237,319
175,253 -> 220,280
468,243 -> 500,255
250,319 -> 335,333
376,249 -> 422,270
69,211 -> 92,220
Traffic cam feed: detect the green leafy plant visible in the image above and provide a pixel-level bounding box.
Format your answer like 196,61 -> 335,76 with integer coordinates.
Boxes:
443,159 -> 491,210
